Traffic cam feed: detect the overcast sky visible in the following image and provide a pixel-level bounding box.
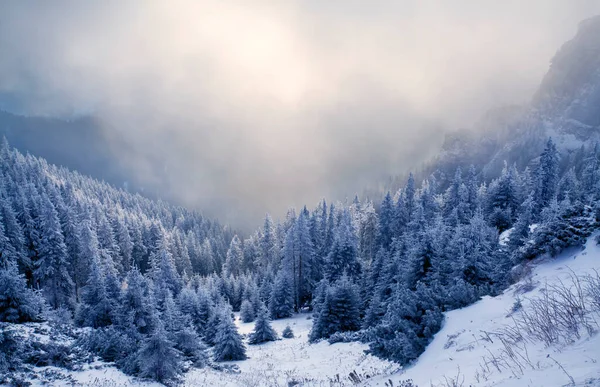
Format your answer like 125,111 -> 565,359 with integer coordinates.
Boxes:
1,1 -> 599,228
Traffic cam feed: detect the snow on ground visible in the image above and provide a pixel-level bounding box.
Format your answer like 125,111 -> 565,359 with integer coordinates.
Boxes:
20,236 -> 600,386
185,313 -> 398,386
367,236 -> 600,387
30,362 -> 163,387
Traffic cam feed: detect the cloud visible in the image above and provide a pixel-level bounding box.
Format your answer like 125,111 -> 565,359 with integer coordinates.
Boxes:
1,0 -> 599,228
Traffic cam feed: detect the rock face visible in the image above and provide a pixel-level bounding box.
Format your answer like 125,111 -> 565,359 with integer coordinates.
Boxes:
435,15 -> 600,179
534,15 -> 600,128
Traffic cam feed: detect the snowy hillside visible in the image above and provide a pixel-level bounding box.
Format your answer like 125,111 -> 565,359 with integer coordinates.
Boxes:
12,234 -> 599,387
369,235 -> 600,387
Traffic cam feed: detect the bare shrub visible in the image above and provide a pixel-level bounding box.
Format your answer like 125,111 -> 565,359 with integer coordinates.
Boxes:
514,271 -> 599,346
442,366 -> 464,387
474,270 -> 600,385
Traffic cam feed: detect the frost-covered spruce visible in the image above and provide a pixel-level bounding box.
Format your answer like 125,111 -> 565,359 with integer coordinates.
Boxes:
282,325 -> 294,339
136,321 -> 182,384
248,306 -> 278,345
0,254 -> 44,323
240,299 -> 255,323
76,252 -> 114,328
309,275 -> 360,342
269,271 -> 294,319
213,309 -> 247,361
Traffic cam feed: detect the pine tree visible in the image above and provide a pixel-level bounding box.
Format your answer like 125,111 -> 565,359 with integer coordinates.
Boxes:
136,321 -> 182,383
223,235 -> 243,277
248,305 -> 278,345
325,210 -> 360,282
324,203 -> 336,255
76,254 -> 115,328
269,271 -> 294,319
510,192 -> 535,249
378,192 -> 395,249
213,308 -> 247,361
281,211 -> 314,311
444,167 -> 463,217
486,162 -> 520,231
465,165 -> 479,217
0,192 -> 27,273
309,276 -> 360,342
177,286 -> 204,332
203,306 -> 222,346
36,193 -> 74,309
534,138 -> 559,214
115,216 -> 134,273
149,247 -> 182,307
282,325 -> 294,339
358,200 -> 379,265
0,252 -> 45,323
117,268 -> 156,335
240,299 -> 255,323
558,168 -> 581,202
404,228 -> 436,290
404,173 -> 417,225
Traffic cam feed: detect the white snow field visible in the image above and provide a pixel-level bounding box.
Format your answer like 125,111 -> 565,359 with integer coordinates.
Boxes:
185,313 -> 399,386
25,235 -> 600,387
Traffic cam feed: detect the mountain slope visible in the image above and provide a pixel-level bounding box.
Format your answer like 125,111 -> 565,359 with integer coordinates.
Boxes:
429,15 -> 600,184
371,234 -> 600,387
13,234 -> 600,387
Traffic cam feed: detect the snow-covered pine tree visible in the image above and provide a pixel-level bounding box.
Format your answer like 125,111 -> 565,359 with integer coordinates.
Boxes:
35,193 -> 74,309
176,286 -> 204,332
223,235 -> 243,277
149,246 -> 182,307
377,192 -> 395,250
282,325 -> 294,339
509,192 -> 535,250
136,320 -> 182,383
358,200 -> 379,266
248,305 -> 278,345
117,267 -> 157,335
269,270 -> 294,319
240,299 -> 255,323
324,210 -> 360,282
0,190 -> 27,275
0,250 -> 45,323
309,275 -> 360,342
534,138 -> 560,214
213,308 -> 247,361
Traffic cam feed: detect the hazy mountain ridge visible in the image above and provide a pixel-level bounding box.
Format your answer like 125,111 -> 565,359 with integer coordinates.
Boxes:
433,15 -> 600,182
